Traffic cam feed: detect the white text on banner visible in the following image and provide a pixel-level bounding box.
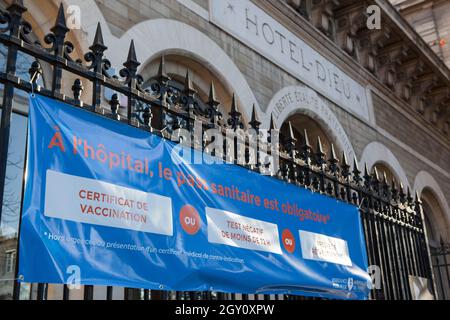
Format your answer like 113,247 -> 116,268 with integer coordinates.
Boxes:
44,170 -> 173,235
206,207 -> 282,254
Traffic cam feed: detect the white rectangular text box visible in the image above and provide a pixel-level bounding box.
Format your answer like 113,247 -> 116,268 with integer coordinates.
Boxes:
44,170 -> 173,235
299,230 -> 351,266
206,207 -> 282,254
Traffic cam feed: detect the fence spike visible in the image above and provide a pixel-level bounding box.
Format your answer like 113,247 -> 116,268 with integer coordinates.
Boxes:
364,163 -> 370,177
249,104 -> 261,130
414,190 -> 421,203
391,178 -> 397,190
342,151 -> 348,166
373,167 -> 380,182
51,3 -> 69,34
301,129 -> 311,165
391,179 -> 398,200
353,156 -> 359,171
407,187 -> 413,204
270,114 -> 277,130
7,0 -> 26,15
328,144 -> 338,174
329,144 -> 338,162
316,136 -> 324,155
341,151 -> 350,178
208,81 -> 219,106
287,121 -> 296,142
363,163 -> 372,188
157,55 -> 169,83
5,0 -> 27,39
230,93 -> 238,115
303,129 -> 311,148
124,39 -> 140,70
399,182 -> 405,196
91,22 -> 106,52
283,121 -> 297,159
10,0 -> 25,7
228,93 -> 242,130
87,23 -> 108,75
352,156 -> 361,184
184,69 -> 196,96
315,136 -> 325,168
206,82 -> 221,125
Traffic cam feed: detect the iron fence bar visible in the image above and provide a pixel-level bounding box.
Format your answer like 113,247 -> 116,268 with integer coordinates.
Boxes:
360,207 -> 377,299
413,227 -> 426,278
375,207 -> 393,299
416,199 -> 438,298
106,286 -> 113,300
143,289 -> 150,300
364,188 -> 388,299
387,201 -> 403,299
439,250 -> 449,300
84,285 -> 94,300
432,257 -> 445,300
36,283 -> 47,300
378,200 -> 399,300
383,205 -> 400,299
386,205 -> 402,299
11,109 -> 28,301
393,210 -> 411,299
0,1 -> 24,225
62,285 -> 69,300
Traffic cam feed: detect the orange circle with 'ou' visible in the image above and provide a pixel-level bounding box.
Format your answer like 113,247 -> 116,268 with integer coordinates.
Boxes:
179,205 -> 201,235
282,229 -> 296,253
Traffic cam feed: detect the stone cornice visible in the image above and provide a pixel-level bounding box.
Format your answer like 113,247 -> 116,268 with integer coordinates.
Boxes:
254,0 -> 449,148
394,0 -> 449,14
376,0 -> 450,84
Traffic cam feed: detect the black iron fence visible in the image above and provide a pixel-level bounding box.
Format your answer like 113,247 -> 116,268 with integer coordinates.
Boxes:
431,240 -> 450,300
0,1 -> 437,300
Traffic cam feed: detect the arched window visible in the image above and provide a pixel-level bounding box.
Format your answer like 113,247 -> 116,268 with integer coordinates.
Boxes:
140,53 -> 235,121
0,0 -> 47,110
420,189 -> 447,247
420,188 -> 449,300
280,113 -> 341,157
371,162 -> 399,184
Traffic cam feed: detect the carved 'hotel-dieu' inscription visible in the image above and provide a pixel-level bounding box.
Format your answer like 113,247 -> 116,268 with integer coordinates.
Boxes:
210,0 -> 370,122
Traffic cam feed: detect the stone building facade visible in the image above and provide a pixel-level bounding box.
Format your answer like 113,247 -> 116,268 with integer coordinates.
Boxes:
0,0 -> 449,299
392,0 -> 450,68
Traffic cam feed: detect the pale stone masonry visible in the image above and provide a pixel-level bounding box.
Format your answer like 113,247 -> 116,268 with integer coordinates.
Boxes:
93,0 -> 449,223
15,0 -> 444,245
392,0 -> 450,68
0,0 -> 447,301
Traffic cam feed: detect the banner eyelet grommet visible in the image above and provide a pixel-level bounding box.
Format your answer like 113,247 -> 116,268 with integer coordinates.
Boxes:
29,69 -> 39,98
30,83 -> 35,98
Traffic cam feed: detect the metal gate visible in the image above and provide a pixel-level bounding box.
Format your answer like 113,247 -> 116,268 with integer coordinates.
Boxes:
0,1 -> 437,300
431,240 -> 450,300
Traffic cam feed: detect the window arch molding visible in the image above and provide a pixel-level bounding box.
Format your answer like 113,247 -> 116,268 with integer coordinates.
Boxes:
69,6 -> 261,123
359,141 -> 410,190
265,84 -> 356,161
413,171 -> 450,242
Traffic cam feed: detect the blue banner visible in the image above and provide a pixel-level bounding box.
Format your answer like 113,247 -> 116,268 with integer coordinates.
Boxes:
19,95 -> 371,299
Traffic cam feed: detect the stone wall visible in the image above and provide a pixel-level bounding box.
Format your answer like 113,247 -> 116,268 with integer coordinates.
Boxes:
91,0 -> 449,226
